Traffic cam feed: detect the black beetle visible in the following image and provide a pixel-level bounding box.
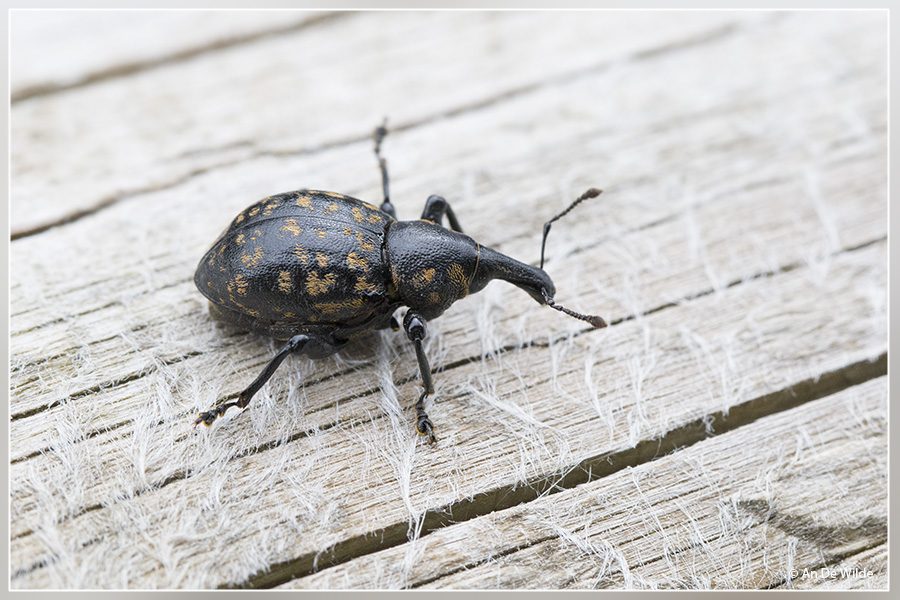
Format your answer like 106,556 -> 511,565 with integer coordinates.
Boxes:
193,122 -> 606,443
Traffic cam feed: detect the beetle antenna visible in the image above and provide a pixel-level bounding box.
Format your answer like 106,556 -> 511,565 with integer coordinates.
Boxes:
542,289 -> 607,329
540,188 -> 602,270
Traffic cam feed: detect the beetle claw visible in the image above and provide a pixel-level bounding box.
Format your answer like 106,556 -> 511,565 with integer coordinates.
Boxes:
194,407 -> 224,428
417,415 -> 437,445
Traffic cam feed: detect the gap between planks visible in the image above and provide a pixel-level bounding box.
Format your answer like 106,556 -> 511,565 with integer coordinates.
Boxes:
10,234 -> 887,587
10,12 -> 347,103
9,233 -> 886,463
9,15 -> 744,241
235,354 -> 886,589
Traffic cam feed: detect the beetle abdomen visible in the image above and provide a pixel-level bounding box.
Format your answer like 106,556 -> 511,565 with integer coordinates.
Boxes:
195,190 -> 395,325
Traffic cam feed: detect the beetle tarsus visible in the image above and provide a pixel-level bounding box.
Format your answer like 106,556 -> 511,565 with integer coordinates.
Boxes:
194,403 -> 230,428
193,334 -> 314,431
415,391 -> 437,445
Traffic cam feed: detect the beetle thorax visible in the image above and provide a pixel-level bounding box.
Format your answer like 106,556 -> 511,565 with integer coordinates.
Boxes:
385,221 -> 480,320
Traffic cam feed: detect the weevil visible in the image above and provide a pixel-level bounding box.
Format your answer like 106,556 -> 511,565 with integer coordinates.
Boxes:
193,122 -> 606,443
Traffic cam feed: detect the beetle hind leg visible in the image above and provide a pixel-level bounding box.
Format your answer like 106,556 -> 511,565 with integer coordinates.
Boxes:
194,332 -> 338,428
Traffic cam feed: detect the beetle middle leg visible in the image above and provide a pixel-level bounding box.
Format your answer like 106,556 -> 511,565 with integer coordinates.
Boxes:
421,195 -> 464,232
373,119 -> 397,219
194,332 -> 339,427
403,310 -> 437,444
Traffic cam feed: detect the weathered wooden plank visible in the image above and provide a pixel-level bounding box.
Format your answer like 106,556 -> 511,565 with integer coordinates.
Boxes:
10,10 -> 886,590
11,10 -> 805,237
10,237 -> 886,588
10,11 -> 335,101
786,545 -> 886,590
9,126 -> 886,458
10,6 -> 886,420
282,377 -> 885,590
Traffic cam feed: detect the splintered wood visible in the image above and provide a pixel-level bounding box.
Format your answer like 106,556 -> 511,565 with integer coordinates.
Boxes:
10,10 -> 886,590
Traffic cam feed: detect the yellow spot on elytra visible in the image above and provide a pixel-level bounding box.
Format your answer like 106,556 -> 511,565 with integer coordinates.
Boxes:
249,207 -> 260,217
250,229 -> 262,241
316,252 -> 329,267
281,219 -> 302,237
262,201 -> 280,216
314,298 -> 364,314
343,226 -> 352,236
362,201 -> 379,211
355,231 -> 375,250
236,213 -> 245,224
324,202 -> 340,214
293,244 -> 308,265
296,195 -> 314,210
355,277 -> 377,293
429,292 -> 441,304
278,271 -> 292,293
316,229 -> 327,238
412,268 -> 436,289
306,271 -> 337,296
235,234 -> 245,245
233,274 -> 248,296
323,191 -> 344,199
347,252 -> 369,272
351,207 -> 365,223
240,247 -> 264,268
368,213 -> 383,224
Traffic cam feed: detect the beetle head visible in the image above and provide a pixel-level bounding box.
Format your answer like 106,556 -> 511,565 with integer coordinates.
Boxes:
482,187 -> 607,329
385,187 -> 606,329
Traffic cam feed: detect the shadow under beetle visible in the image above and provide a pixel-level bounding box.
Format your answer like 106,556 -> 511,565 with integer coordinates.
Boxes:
194,121 -> 606,444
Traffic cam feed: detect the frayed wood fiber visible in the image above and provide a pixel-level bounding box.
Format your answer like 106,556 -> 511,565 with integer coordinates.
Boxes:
10,10 -> 886,589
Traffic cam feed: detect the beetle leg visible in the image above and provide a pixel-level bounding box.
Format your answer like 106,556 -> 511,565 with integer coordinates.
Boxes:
403,310 -> 437,444
373,119 -> 396,219
421,195 -> 464,233
194,333 -> 311,428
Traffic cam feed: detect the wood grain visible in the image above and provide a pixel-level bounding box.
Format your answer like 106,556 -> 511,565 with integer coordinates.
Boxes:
284,376 -> 887,589
9,10 -> 887,590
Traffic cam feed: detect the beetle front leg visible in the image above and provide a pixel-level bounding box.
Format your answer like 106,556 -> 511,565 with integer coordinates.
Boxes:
194,333 -> 310,428
421,195 -> 463,233
403,310 -> 437,444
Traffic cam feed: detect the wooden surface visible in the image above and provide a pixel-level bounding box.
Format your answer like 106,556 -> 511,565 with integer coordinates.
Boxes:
9,10 -> 887,590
